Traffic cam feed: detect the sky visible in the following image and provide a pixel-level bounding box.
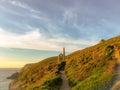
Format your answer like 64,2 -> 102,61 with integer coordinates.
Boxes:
0,0 -> 120,68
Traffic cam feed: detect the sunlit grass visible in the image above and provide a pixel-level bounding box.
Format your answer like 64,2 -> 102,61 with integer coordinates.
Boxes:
65,35 -> 120,90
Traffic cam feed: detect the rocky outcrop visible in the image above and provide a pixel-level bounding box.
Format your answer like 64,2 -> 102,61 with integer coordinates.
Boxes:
9,81 -> 23,90
7,72 -> 19,80
9,63 -> 33,90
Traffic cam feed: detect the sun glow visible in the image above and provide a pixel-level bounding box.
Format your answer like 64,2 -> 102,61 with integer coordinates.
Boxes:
0,57 -> 28,68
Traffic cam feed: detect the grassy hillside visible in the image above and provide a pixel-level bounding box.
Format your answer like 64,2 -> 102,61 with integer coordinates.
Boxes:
65,36 -> 120,90
10,56 -> 62,90
10,36 -> 120,90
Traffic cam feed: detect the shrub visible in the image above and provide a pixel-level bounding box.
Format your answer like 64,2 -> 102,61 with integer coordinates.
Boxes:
57,61 -> 66,71
33,76 -> 62,90
105,45 -> 114,56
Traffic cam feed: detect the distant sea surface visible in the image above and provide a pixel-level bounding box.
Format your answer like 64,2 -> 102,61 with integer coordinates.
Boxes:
0,68 -> 20,90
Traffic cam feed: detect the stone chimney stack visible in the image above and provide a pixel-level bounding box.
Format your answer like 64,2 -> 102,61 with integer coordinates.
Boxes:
63,48 -> 65,61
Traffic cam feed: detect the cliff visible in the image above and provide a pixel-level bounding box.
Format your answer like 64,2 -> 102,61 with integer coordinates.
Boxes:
9,36 -> 120,90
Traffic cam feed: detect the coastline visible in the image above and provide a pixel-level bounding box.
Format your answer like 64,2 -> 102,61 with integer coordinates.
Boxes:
0,68 -> 20,90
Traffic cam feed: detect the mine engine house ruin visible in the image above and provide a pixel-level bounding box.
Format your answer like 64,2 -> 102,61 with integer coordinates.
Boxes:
58,48 -> 65,63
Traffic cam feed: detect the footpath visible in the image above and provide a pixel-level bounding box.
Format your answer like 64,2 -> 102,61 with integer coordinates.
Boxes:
60,71 -> 70,90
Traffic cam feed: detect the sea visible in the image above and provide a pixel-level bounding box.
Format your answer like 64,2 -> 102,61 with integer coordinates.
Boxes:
0,68 -> 20,90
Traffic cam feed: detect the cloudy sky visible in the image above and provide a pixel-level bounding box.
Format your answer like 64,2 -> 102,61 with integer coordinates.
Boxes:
0,0 -> 120,67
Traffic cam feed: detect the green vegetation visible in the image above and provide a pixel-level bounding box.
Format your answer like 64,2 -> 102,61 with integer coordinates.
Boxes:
10,35 -> 120,90
57,61 -> 66,72
65,36 -> 120,90
10,56 -> 62,90
32,76 -> 62,90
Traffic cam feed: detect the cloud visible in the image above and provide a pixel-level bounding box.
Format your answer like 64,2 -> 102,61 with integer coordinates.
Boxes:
0,28 -> 97,52
9,0 -> 28,9
62,7 -> 78,24
0,28 -> 57,50
1,0 -> 110,52
3,0 -> 41,14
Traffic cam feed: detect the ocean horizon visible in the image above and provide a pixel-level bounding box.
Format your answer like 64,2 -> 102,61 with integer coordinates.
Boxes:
0,68 -> 20,90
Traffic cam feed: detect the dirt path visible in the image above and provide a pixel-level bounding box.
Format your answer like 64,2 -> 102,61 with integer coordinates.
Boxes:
60,71 -> 70,90
111,50 -> 120,90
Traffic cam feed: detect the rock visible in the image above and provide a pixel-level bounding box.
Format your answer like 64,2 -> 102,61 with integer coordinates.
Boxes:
7,72 -> 19,80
